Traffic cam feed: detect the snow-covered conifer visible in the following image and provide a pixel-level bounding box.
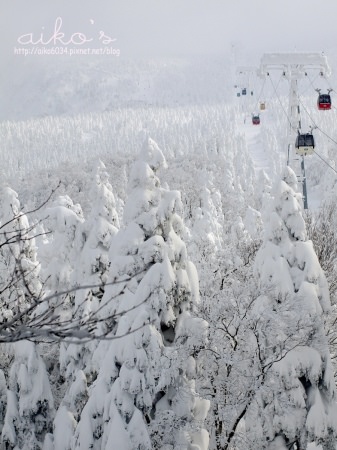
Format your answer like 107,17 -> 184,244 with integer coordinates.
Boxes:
54,161 -> 121,448
74,138 -> 209,449
60,160 -> 120,381
71,160 -> 120,317
40,195 -> 84,296
2,341 -> 54,449
0,186 -> 43,327
187,179 -> 224,296
35,194 -> 84,334
250,167 -> 337,449
0,370 -> 7,435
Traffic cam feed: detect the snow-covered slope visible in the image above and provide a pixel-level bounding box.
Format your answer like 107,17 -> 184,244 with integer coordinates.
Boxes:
1,52 -> 337,449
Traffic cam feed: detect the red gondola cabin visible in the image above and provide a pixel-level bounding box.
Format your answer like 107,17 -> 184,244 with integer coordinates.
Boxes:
252,115 -> 260,125
317,93 -> 331,110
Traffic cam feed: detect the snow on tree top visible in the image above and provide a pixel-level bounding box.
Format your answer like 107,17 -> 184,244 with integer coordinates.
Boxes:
0,186 -> 21,217
272,179 -> 306,242
139,137 -> 167,172
282,166 -> 299,192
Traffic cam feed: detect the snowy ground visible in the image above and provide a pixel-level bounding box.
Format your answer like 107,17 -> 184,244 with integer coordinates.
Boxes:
240,114 -> 272,178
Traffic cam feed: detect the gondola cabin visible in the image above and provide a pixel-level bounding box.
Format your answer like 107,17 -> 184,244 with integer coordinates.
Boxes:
260,102 -> 266,111
242,88 -> 247,95
252,115 -> 260,125
295,133 -> 315,155
317,93 -> 331,110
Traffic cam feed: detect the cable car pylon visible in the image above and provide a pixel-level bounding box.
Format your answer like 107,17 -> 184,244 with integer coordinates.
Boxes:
258,52 -> 331,209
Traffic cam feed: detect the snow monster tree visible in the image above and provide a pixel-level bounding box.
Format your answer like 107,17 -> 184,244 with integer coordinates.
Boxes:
74,138 -> 209,450
250,167 -> 337,449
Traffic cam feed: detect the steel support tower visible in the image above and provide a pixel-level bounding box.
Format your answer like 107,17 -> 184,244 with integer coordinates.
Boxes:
258,53 -> 331,209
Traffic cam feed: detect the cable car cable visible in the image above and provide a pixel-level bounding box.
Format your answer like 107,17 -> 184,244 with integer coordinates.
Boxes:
266,71 -> 337,179
270,75 -> 336,174
298,97 -> 337,174
298,97 -> 337,147
256,77 -> 266,107
321,75 -> 336,94
300,73 -> 320,95
301,73 -> 334,109
268,74 -> 295,130
312,149 -> 337,175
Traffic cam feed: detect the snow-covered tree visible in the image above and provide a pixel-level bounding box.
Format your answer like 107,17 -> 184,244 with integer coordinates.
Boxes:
0,186 -> 43,331
32,194 -> 85,340
249,167 -> 337,449
187,177 -> 224,298
2,341 -> 54,449
0,370 -> 8,436
54,161 -> 121,448
74,138 -> 209,449
60,160 -> 120,382
71,160 -> 120,318
198,226 -> 261,450
306,200 -> 337,382
40,195 -> 84,297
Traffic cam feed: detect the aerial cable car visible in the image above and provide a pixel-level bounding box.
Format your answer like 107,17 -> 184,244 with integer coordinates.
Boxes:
316,88 -> 332,110
295,132 -> 315,156
260,102 -> 266,111
252,114 -> 260,125
242,88 -> 247,96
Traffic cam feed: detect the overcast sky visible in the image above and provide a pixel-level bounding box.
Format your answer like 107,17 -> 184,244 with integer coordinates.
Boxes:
1,0 -> 337,60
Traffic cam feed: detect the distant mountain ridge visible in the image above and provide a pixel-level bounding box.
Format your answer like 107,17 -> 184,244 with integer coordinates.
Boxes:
0,55 -> 231,121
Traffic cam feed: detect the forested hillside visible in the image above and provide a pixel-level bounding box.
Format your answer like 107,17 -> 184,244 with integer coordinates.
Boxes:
1,55 -> 337,449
